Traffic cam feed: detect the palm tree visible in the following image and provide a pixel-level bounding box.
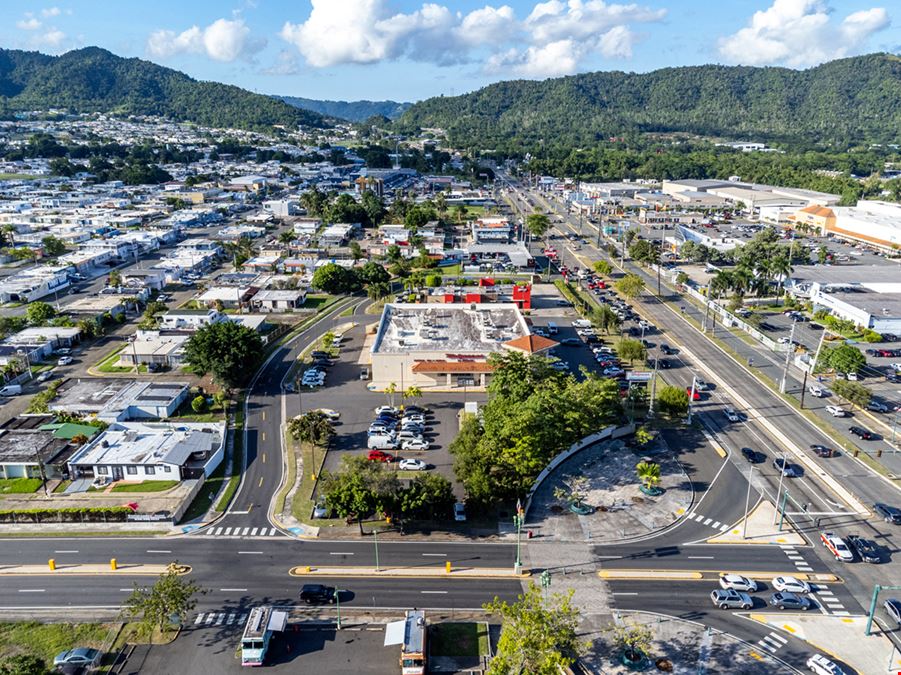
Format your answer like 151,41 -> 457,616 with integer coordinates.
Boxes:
278,231 -> 295,245
635,460 -> 661,492
730,266 -> 753,297
769,253 -> 794,301
367,282 -> 390,301
710,270 -> 733,298
2,225 -> 15,248
385,382 -> 398,408
402,385 -> 422,409
593,305 -> 621,335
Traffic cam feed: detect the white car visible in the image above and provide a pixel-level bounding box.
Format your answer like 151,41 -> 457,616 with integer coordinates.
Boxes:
825,405 -> 848,417
724,407 -> 740,422
772,576 -> 811,594
603,367 -> 624,377
57,356 -> 73,365
807,385 -> 826,398
314,408 -> 340,421
820,532 -> 854,562
453,502 -> 467,522
719,573 -> 758,592
401,437 -> 429,451
402,414 -> 426,425
846,371 -> 858,381
374,405 -> 398,416
399,458 -> 427,471
36,370 -> 55,383
638,320 -> 653,330
806,654 -> 846,675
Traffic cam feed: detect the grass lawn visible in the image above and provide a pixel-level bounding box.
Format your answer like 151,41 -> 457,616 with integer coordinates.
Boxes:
169,396 -> 227,424
52,480 -> 72,494
291,440 -> 328,525
0,478 -> 42,494
110,480 -> 178,493
95,346 -> 147,374
339,305 -> 355,317
365,296 -> 395,315
302,293 -> 338,310
428,622 -> 489,658
0,173 -> 38,181
0,621 -> 114,664
437,263 -> 462,275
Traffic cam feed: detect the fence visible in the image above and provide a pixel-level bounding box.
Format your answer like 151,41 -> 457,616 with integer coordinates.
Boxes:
169,477 -> 204,523
523,423 -> 635,518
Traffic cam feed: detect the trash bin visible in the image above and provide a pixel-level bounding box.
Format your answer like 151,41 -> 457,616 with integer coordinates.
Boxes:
527,530 -> 534,539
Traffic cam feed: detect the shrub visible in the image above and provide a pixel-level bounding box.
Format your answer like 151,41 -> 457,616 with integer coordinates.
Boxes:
191,395 -> 207,413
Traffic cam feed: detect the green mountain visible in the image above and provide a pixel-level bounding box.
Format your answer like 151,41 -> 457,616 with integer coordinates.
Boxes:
0,47 -> 327,131
276,95 -> 411,122
397,53 -> 901,150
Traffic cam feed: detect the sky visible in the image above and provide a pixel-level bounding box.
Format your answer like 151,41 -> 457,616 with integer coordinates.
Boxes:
1,1 -> 898,102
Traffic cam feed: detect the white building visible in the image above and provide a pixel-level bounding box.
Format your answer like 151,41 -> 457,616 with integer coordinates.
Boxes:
67,421 -> 225,482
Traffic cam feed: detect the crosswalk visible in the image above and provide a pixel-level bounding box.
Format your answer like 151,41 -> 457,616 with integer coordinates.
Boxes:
756,631 -> 787,654
812,585 -> 850,616
194,611 -> 247,627
684,511 -> 731,533
779,544 -> 813,573
198,526 -> 281,538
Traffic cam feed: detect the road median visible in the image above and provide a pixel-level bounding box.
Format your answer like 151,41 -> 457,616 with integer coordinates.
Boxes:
289,565 -> 530,579
0,562 -> 188,576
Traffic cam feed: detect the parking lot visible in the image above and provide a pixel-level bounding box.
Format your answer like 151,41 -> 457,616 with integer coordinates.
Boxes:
285,316 -> 484,498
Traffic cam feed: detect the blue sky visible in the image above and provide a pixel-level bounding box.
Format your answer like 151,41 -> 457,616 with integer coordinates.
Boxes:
1,1 -> 898,102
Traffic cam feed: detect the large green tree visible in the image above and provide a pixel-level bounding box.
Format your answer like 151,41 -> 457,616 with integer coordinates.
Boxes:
25,301 -> 55,326
615,274 -> 645,299
311,263 -> 361,294
123,562 -> 205,637
183,321 -> 263,389
288,411 -> 335,447
656,385 -> 689,416
820,344 -> 867,375
484,583 -> 585,675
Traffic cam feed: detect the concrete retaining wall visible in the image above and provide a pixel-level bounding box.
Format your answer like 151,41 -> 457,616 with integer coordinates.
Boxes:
523,423 -> 635,517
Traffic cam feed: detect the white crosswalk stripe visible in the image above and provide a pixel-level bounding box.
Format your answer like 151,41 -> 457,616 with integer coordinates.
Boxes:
719,524 -> 729,532
212,527 -> 222,535
712,521 -> 721,529
757,632 -> 787,653
269,527 -> 277,536
197,526 -> 283,539
703,518 -> 713,526
242,527 -> 250,536
223,527 -> 232,535
195,612 -> 248,627
250,527 -> 259,536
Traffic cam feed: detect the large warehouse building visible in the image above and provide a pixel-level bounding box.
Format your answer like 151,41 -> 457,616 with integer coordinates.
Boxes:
791,200 -> 901,251
369,303 -> 555,390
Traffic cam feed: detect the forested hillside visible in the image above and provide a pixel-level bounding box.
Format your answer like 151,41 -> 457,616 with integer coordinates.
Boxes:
0,47 -> 327,131
398,54 -> 901,151
277,96 -> 411,122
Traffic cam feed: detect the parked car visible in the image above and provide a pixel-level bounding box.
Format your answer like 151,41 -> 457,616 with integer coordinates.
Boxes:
807,385 -> 826,397
806,654 -> 846,675
772,576 -> 811,594
453,502 -> 467,522
770,591 -> 811,611
367,449 -> 394,463
314,408 -> 340,421
867,400 -> 890,413
312,501 -> 328,518
847,534 -> 880,563
709,588 -> 752,610
719,573 -> 758,592
884,598 -> 901,626
873,503 -> 901,524
848,426 -> 873,440
299,584 -> 336,604
401,438 -> 430,451
825,405 -> 848,417
36,370 -> 55,383
773,458 -> 799,477
398,458 -> 427,471
560,337 -> 582,346
374,406 -> 398,416
57,356 -> 73,366
53,649 -> 101,669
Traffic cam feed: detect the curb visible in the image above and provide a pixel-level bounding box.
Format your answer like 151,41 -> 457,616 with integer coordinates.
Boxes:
598,569 -> 839,583
0,563 -> 190,576
289,566 -> 530,579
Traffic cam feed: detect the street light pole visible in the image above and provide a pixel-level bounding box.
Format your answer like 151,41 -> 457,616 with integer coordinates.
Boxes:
687,375 -> 697,425
778,489 -> 789,531
335,589 -> 344,630
513,500 -> 524,574
374,528 -> 380,572
780,321 -> 797,394
773,454 -> 787,525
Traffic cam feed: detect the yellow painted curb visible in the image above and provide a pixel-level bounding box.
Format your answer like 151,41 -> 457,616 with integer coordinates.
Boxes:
598,569 -> 703,580
0,563 -> 190,576
288,566 -> 531,579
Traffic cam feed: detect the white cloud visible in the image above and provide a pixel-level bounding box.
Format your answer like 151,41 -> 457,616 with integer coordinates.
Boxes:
146,18 -> 264,62
279,0 -> 664,76
17,17 -> 42,31
41,7 -> 61,18
718,0 -> 890,67
487,39 -> 580,77
37,28 -> 67,50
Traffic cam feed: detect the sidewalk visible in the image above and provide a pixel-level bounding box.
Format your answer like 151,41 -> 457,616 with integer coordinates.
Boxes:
749,613 -> 901,674
707,499 -> 806,546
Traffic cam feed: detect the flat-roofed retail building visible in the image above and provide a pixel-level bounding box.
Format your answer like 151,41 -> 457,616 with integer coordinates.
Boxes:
369,303 -> 555,390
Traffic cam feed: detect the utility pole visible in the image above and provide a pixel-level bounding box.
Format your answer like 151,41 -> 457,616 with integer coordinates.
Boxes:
687,375 -> 698,425
742,465 -> 754,539
513,499 -> 524,574
780,321 -> 797,394
648,355 -> 659,418
702,288 -> 711,332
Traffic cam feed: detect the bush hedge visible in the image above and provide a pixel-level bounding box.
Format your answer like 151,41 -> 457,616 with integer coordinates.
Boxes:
0,506 -> 133,523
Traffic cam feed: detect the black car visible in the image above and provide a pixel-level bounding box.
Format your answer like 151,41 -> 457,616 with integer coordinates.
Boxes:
847,534 -> 880,563
810,444 -> 834,458
300,584 -> 336,604
849,426 -> 873,440
742,447 -> 765,463
310,351 -> 331,360
874,503 -> 901,524
660,344 -> 675,355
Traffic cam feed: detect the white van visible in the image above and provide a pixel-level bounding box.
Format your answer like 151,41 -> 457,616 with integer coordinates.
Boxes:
0,384 -> 22,397
367,435 -> 398,450
547,322 -> 559,335
572,319 -> 592,329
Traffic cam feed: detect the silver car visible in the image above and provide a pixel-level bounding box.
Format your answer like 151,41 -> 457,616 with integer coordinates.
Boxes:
710,589 -> 752,609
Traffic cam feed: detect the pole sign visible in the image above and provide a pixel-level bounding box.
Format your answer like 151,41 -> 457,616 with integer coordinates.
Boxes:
626,371 -> 653,382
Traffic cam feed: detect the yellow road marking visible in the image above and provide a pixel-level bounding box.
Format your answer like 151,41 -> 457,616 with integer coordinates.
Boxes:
749,652 -> 763,661
258,477 -> 263,488
782,624 -> 796,633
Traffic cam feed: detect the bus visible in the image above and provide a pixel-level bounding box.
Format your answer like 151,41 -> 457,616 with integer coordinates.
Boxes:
400,610 -> 427,675
240,606 -> 288,667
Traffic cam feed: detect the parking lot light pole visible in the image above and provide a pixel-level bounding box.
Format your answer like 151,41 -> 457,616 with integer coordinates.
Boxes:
335,589 -> 345,630
777,489 -> 789,532
742,465 -> 754,540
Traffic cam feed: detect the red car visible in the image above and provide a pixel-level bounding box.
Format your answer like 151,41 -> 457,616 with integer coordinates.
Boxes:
686,387 -> 701,401
367,450 -> 393,462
